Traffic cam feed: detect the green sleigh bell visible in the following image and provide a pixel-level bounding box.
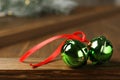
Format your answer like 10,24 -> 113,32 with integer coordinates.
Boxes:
61,39 -> 88,67
88,36 -> 113,64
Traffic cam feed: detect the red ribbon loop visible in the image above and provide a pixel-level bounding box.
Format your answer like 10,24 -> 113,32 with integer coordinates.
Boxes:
19,31 -> 89,68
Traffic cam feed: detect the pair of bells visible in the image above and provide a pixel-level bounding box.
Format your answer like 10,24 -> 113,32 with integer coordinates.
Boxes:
61,36 -> 113,67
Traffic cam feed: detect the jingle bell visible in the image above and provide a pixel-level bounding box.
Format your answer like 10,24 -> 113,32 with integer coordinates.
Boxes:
88,36 -> 113,64
61,39 -> 88,67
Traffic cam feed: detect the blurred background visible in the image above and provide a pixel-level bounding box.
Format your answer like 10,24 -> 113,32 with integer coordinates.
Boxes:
76,0 -> 120,6
0,0 -> 120,17
0,0 -> 119,58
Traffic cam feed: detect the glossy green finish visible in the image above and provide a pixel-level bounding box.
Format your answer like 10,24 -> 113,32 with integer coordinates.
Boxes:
61,39 -> 88,67
88,36 -> 113,64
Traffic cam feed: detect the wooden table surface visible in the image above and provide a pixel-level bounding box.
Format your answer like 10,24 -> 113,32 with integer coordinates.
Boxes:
0,6 -> 120,80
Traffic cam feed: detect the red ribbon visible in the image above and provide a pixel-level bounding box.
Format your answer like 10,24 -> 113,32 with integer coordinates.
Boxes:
19,31 -> 89,68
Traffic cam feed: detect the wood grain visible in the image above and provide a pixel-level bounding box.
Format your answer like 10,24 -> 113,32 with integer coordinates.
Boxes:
0,58 -> 120,80
0,70 -> 120,80
0,6 -> 120,47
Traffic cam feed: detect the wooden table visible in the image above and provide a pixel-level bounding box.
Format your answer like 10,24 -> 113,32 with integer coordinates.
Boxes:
0,6 -> 120,80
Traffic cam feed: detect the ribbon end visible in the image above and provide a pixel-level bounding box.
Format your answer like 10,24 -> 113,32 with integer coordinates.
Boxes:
19,58 -> 24,62
30,64 -> 38,68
